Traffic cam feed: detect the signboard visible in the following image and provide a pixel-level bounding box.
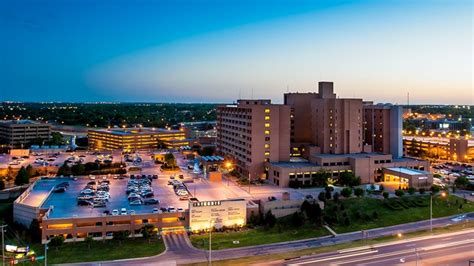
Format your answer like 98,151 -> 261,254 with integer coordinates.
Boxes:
189,199 -> 246,231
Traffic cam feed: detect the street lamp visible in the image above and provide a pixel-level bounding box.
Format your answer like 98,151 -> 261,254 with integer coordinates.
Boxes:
430,191 -> 447,232
208,220 -> 215,266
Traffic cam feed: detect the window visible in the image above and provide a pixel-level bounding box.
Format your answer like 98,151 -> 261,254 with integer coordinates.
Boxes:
265,116 -> 270,121
265,123 -> 270,128
265,130 -> 270,135
265,109 -> 270,113
264,151 -> 270,156
264,144 -> 270,148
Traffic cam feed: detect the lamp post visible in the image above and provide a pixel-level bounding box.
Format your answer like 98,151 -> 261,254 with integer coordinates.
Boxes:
208,220 -> 214,266
44,242 -> 48,266
430,191 -> 447,232
1,224 -> 6,266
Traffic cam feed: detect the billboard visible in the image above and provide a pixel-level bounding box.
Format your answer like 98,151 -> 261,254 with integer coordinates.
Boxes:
188,199 -> 246,231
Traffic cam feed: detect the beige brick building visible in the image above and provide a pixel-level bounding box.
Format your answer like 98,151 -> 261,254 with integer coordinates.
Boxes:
216,100 -> 291,180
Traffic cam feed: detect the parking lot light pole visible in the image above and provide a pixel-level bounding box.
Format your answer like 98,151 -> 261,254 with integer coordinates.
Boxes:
430,192 -> 433,233
1,224 -> 6,266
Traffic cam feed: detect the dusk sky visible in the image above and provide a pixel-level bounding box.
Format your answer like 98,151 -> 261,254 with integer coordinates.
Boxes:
1,0 -> 472,104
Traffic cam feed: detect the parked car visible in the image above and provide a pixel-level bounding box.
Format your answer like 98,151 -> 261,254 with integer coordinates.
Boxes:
144,198 -> 159,205
77,200 -> 92,206
177,208 -> 184,212
152,208 -> 160,214
103,210 -> 111,215
112,209 -> 119,216
93,201 -> 106,208
130,200 -> 142,206
167,206 -> 176,213
129,210 -> 136,215
120,208 -> 127,215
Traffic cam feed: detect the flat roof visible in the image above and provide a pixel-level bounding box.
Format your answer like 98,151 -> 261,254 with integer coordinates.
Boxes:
385,167 -> 429,175
314,152 -> 389,158
0,120 -> 46,126
269,162 -> 320,168
89,127 -> 183,136
19,179 -> 64,207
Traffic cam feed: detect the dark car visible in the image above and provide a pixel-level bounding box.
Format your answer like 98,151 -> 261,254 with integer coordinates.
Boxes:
77,200 -> 92,206
93,201 -> 106,208
103,210 -> 111,215
144,199 -> 159,205
53,187 -> 66,193
87,181 -> 96,185
152,175 -> 158,179
141,192 -> 154,198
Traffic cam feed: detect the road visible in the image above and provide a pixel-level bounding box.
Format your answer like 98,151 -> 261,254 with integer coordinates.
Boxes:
284,230 -> 474,265
63,213 -> 474,266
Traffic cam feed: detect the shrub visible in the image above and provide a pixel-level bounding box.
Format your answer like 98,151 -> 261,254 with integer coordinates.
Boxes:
341,187 -> 352,198
419,188 -> 426,194
395,190 -> 405,197
382,192 -> 389,199
354,188 -> 365,197
290,211 -> 305,227
264,210 -> 277,228
318,191 -> 326,202
333,192 -> 340,202
407,187 -> 416,195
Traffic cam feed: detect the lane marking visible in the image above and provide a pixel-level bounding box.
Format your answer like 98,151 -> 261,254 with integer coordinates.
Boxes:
289,250 -> 379,265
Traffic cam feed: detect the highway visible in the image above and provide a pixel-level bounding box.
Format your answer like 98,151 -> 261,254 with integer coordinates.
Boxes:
284,230 -> 474,266
64,214 -> 474,266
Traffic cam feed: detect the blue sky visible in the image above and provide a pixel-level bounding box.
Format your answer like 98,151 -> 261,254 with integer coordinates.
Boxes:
0,0 -> 472,104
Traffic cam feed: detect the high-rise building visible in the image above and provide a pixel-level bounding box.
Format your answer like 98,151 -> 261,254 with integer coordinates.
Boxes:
285,81 -> 363,155
0,120 -> 51,147
216,99 -> 291,180
363,103 -> 403,158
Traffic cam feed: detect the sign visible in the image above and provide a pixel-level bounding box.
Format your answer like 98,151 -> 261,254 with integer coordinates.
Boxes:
189,199 -> 246,231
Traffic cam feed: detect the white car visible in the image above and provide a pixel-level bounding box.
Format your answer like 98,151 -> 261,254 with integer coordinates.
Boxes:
121,208 -> 127,215
89,175 -> 96,180
112,209 -> 119,216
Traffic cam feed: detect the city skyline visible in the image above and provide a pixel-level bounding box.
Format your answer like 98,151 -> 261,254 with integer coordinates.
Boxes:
1,0 -> 472,104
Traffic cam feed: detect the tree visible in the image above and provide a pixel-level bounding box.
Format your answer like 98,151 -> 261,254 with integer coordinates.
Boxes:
407,187 -> 416,195
333,192 -> 340,202
49,235 -> 65,251
113,231 -> 130,246
324,186 -> 333,200
395,190 -> 405,197
454,176 -> 469,189
341,187 -> 352,198
338,171 -> 361,187
164,153 -> 177,169
382,192 -> 389,199
0,178 -> 5,190
84,236 -> 94,249
25,164 -> 35,178
199,146 -> 215,156
354,188 -> 365,197
248,212 -> 260,226
14,166 -> 29,186
318,191 -> 326,202
312,169 -> 330,187
57,162 -> 72,176
431,185 -> 440,194
48,132 -> 64,146
419,188 -> 426,194
264,210 -> 277,228
71,163 -> 85,175
29,219 -> 41,243
379,184 -> 385,192
141,224 -> 156,243
290,211 -> 304,227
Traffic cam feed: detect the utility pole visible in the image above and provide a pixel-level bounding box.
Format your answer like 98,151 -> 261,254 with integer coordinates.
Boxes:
1,224 -> 7,266
45,242 -> 48,266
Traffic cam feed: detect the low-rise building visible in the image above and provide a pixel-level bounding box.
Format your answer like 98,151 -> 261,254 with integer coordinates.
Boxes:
88,127 -> 188,151
0,120 -> 51,148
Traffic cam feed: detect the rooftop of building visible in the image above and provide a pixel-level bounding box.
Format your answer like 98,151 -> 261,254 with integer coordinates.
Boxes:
89,127 -> 184,136
0,120 -> 47,126
385,167 -> 430,175
313,152 -> 390,158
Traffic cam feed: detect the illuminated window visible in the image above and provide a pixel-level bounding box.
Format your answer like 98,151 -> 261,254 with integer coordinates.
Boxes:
265,130 -> 270,135
264,151 -> 270,156
265,116 -> 270,121
265,123 -> 270,128
264,144 -> 270,148
265,109 -> 270,113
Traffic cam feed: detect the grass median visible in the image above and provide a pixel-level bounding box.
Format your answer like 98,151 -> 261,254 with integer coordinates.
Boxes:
185,220 -> 474,266
190,223 -> 330,250
26,237 -> 165,265
327,195 -> 474,233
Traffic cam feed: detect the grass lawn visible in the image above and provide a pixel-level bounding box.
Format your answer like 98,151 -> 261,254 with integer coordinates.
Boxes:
185,221 -> 474,266
190,223 -> 329,250
25,237 -> 165,265
327,195 -> 474,233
